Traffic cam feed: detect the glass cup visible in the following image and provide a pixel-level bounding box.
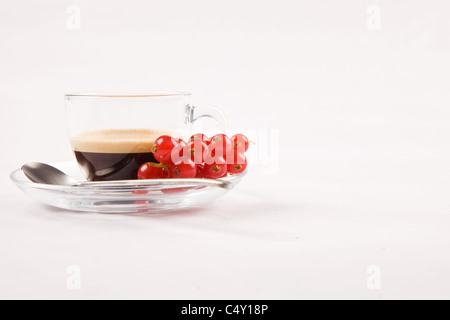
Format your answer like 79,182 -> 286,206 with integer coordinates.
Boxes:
65,92 -> 228,181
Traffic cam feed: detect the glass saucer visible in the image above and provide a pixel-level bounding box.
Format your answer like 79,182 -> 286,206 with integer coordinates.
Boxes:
10,161 -> 246,213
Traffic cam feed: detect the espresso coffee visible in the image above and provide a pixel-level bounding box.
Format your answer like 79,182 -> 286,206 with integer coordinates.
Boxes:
71,129 -> 176,181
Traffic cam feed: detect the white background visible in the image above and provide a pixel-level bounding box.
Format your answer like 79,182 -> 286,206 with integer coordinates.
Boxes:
1,0 -> 450,299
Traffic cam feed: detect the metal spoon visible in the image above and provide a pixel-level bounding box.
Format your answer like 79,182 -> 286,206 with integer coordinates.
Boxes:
21,162 -> 232,189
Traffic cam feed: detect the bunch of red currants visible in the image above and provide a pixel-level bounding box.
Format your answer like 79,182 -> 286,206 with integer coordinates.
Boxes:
138,133 -> 249,180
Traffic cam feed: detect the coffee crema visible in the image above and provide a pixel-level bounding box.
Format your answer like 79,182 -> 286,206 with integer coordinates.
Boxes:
71,129 -> 177,181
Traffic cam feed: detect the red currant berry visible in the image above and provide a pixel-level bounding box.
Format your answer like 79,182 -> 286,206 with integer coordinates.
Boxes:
204,157 -> 227,179
187,140 -> 209,165
189,133 -> 209,143
152,135 -> 179,164
195,164 -> 206,178
210,134 -> 232,150
169,160 -> 197,178
203,145 -> 225,165
208,134 -> 232,160
231,134 -> 249,153
227,153 -> 248,174
137,162 -> 169,179
170,140 -> 190,164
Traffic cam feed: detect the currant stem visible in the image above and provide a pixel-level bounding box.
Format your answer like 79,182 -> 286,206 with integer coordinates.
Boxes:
147,162 -> 170,169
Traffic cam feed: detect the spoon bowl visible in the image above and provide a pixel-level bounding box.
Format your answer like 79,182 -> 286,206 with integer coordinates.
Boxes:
22,162 -> 80,186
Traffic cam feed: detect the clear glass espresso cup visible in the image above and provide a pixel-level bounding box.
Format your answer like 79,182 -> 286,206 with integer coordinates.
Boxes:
65,92 -> 228,181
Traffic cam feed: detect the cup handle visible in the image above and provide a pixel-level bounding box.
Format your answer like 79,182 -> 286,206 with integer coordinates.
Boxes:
188,104 -> 229,134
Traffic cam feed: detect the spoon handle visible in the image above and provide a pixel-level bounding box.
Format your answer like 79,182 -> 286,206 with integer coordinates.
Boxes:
21,162 -> 233,190
78,178 -> 233,189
